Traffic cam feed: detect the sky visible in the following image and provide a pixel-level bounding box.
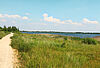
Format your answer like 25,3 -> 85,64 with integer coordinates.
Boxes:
0,0 -> 100,32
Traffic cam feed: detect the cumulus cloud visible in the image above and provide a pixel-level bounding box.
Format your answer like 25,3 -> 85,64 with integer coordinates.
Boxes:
42,13 -> 83,25
43,13 -> 61,23
83,18 -> 98,24
64,20 -> 72,23
22,16 -> 29,20
42,13 -> 99,25
0,13 -> 31,26
43,13 -> 48,17
0,14 -> 29,20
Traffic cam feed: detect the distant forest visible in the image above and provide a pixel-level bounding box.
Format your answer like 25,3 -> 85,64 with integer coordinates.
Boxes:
0,26 -> 19,32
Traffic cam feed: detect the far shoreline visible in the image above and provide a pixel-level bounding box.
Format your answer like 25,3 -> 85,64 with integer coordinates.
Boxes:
93,36 -> 100,41
21,31 -> 100,40
20,31 -> 100,34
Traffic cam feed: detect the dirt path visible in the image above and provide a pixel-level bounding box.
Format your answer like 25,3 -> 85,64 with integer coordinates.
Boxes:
0,33 -> 14,68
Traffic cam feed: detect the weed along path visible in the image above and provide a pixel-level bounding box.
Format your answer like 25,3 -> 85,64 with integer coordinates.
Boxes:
0,33 -> 14,68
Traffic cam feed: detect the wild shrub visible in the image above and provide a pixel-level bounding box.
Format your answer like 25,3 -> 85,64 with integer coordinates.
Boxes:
64,37 -> 68,40
82,38 -> 98,45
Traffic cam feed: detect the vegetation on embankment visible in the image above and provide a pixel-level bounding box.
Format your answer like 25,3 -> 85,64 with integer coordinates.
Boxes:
0,26 -> 19,39
0,31 -> 9,39
11,33 -> 100,68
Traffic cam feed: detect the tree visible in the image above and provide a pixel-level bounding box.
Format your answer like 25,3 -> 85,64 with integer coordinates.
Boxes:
8,26 -> 12,32
0,26 -> 19,32
12,26 -> 19,32
3,26 -> 7,31
0,27 -> 2,31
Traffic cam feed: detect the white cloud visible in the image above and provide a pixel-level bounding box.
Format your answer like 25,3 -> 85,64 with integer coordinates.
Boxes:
42,13 -> 83,25
64,20 -> 73,23
42,13 -> 99,25
0,14 -> 21,18
25,13 -> 31,15
83,18 -> 98,24
22,16 -> 29,20
43,13 -> 48,17
0,13 -> 31,27
71,22 -> 82,25
43,13 -> 64,24
0,14 -> 30,20
44,16 -> 61,23
43,14 -> 61,23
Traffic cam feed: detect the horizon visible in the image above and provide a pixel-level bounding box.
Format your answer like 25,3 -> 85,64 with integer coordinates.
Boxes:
1,26 -> 100,33
21,30 -> 100,33
0,0 -> 100,32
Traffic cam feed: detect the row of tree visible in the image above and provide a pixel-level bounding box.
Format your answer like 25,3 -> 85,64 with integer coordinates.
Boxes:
0,26 -> 19,32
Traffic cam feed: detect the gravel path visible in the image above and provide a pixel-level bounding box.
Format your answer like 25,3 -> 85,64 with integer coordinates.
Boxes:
0,33 -> 14,68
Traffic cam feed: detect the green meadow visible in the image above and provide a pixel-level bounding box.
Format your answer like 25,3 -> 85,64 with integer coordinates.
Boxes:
11,33 -> 100,68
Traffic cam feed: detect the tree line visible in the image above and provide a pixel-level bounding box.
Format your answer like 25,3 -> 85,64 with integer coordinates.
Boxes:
0,26 -> 19,32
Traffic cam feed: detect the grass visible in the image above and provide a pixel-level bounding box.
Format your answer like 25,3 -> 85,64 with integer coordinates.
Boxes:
0,31 -> 9,39
11,33 -> 100,68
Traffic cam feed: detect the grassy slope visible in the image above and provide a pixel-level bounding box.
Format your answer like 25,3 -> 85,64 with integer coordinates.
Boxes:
11,33 -> 100,68
0,31 -> 9,39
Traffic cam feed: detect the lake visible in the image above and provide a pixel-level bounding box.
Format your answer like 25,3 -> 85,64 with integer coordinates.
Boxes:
22,32 -> 100,38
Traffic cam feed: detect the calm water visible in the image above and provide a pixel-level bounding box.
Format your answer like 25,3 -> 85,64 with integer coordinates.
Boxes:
22,32 -> 100,38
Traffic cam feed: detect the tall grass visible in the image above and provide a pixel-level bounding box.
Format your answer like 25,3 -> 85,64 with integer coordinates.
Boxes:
11,33 -> 100,68
0,31 -> 9,39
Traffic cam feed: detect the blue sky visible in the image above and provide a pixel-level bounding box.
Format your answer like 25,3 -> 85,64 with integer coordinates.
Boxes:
0,0 -> 100,32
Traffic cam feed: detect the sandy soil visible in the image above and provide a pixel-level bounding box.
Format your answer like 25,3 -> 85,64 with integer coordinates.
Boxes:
93,36 -> 100,41
0,33 -> 15,68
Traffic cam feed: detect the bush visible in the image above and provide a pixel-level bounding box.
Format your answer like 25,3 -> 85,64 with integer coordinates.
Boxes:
82,38 -> 98,45
71,37 -> 83,40
64,37 -> 68,40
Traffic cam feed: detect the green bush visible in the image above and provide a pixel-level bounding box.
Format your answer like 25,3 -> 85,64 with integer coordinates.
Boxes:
82,38 -> 98,45
71,37 -> 83,40
64,37 -> 68,40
